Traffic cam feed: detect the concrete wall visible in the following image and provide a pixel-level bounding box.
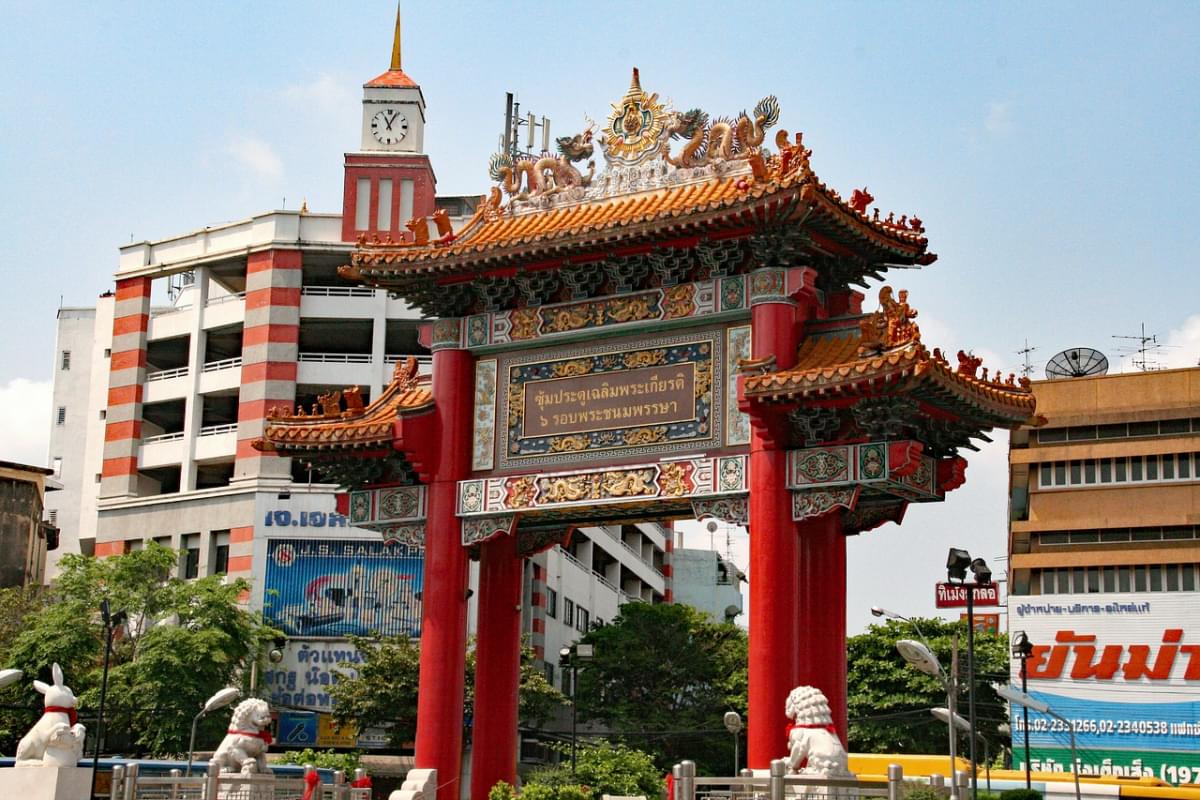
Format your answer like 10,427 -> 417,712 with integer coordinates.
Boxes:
0,466 -> 49,587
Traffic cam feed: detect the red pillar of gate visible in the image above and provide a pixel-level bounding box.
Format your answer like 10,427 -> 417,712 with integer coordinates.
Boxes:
795,511 -> 849,743
470,533 -> 524,799
746,278 -> 802,769
414,346 -> 474,800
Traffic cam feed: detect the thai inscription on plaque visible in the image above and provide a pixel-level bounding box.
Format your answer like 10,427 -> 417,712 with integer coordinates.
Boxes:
522,364 -> 696,438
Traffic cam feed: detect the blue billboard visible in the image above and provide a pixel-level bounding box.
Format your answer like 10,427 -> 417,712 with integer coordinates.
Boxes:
264,538 -> 424,638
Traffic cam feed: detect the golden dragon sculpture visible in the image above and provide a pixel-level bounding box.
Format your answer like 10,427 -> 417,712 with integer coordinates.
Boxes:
488,125 -> 597,201
661,95 -> 780,168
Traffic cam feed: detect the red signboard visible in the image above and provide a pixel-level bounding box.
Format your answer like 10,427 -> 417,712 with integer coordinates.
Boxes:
961,612 -> 1000,633
935,582 -> 1000,608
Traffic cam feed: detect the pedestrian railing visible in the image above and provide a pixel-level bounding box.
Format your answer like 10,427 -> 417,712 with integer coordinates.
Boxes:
672,760 -> 906,800
110,761 -> 371,800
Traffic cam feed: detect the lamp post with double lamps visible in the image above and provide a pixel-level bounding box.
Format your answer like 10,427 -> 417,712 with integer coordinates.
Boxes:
91,600 -> 127,800
1011,632 -> 1035,789
998,685 -> 1081,800
872,607 -> 960,799
559,643 -> 594,775
945,548 -> 992,800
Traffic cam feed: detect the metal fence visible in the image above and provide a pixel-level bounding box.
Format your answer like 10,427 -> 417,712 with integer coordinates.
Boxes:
672,760 -> 908,800
109,761 -> 371,800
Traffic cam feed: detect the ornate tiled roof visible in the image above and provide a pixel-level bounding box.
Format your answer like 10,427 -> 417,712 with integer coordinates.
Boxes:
364,68 -> 419,88
254,358 -> 433,454
340,71 -> 934,287
744,288 -> 1037,426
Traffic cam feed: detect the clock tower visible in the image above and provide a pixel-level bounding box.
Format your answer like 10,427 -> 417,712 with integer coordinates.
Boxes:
342,8 -> 437,243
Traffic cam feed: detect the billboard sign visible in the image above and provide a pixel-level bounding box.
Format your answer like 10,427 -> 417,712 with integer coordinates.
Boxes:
1010,591 -> 1200,784
935,582 -> 1000,608
264,538 -> 423,638
962,612 -> 1000,633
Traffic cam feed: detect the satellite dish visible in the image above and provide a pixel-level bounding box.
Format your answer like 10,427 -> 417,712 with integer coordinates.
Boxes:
1045,347 -> 1109,379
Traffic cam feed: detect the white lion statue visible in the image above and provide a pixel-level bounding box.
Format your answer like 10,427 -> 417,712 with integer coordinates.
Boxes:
15,663 -> 87,768
784,686 -> 853,779
213,698 -> 274,775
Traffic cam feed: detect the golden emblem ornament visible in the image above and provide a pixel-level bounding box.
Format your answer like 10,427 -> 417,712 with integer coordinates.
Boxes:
602,68 -> 671,167
658,462 -> 690,496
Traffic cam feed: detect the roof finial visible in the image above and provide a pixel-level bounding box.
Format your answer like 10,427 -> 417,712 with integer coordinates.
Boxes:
389,2 -> 402,71
630,67 -> 641,92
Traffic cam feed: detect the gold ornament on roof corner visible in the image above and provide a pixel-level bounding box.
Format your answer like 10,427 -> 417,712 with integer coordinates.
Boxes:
858,286 -> 921,355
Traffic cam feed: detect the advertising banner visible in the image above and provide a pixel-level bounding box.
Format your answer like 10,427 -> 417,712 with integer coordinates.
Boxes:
263,538 -> 424,638
1009,591 -> 1200,784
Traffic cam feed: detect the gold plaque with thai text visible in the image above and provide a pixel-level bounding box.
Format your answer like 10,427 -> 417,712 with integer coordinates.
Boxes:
522,364 -> 696,438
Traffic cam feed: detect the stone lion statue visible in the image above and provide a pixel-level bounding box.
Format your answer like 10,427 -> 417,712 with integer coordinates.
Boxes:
15,663 -> 87,768
784,686 -> 853,779
213,698 -> 274,775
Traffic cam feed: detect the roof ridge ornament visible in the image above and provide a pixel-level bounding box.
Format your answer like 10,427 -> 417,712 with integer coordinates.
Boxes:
858,286 -> 921,355
390,2 -> 402,71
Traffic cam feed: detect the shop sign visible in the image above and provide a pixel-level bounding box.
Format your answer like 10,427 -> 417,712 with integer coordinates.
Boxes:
935,582 -> 999,607
1010,591 -> 1200,784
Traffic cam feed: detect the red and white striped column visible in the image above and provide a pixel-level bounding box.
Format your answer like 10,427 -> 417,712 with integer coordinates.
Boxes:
100,276 -> 152,504
235,249 -> 301,483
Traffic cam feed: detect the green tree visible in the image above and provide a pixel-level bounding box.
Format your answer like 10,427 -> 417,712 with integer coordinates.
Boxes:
572,602 -> 747,774
521,740 -> 663,800
330,635 -> 566,749
0,544 -> 278,756
847,617 -> 1010,756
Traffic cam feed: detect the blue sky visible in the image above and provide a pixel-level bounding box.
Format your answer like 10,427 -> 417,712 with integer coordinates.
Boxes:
2,1 -> 1198,629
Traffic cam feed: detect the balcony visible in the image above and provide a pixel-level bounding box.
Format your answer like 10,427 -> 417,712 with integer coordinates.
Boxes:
144,367 -> 189,403
198,357 -> 242,394
195,424 -> 237,461
300,285 -> 380,318
297,352 -> 375,386
203,292 -> 245,329
384,354 -> 433,376
139,433 -> 185,469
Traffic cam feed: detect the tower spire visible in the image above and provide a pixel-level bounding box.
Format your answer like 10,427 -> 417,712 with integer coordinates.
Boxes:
390,3 -> 402,71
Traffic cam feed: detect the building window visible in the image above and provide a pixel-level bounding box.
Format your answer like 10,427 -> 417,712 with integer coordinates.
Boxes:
61,350 -> 71,370
377,179 -> 393,231
546,587 -> 558,618
47,509 -> 57,526
181,534 -> 200,579
52,457 -> 62,476
563,598 -> 575,628
94,473 -> 102,483
543,663 -> 554,686
576,607 -> 590,633
103,348 -> 111,358
56,407 -> 66,425
1038,452 -> 1200,490
99,409 -> 106,420
212,530 -> 230,575
355,178 -> 371,230
1028,563 -> 1200,595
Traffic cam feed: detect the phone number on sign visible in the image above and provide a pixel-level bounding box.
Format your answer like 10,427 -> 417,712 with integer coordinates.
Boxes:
1014,717 -> 1187,736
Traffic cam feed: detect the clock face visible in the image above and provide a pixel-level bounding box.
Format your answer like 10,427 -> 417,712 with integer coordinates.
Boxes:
371,108 -> 408,145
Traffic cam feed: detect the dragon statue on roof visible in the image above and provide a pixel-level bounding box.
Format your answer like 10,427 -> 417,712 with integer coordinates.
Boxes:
487,125 -> 596,201
662,95 -> 780,168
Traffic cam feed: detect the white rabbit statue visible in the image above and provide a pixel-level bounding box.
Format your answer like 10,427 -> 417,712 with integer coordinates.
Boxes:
14,663 -> 87,768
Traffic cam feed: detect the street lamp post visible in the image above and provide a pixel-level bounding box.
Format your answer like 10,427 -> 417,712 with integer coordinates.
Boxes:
946,548 -> 992,800
873,606 -> 959,800
90,600 -> 126,800
997,685 -> 1081,800
187,687 -> 241,776
723,711 -> 743,775
1012,632 -> 1035,790
932,707 -> 991,792
559,643 -> 593,775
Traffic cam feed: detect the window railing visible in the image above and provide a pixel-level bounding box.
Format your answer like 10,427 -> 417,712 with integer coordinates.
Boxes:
146,366 -> 188,382
202,356 -> 242,373
301,286 -> 377,298
297,352 -> 372,364
205,291 -> 245,306
199,423 -> 238,437
143,432 -> 185,444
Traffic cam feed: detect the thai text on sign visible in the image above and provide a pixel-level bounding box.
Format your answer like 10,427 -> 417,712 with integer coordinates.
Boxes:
521,364 -> 696,438
934,582 -> 999,607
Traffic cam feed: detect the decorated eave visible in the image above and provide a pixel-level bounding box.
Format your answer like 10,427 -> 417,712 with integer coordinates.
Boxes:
339,69 -> 935,296
253,358 -> 432,457
742,287 -> 1040,444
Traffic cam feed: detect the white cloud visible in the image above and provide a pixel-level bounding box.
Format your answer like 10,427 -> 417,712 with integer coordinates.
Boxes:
984,100 -> 1013,136
1164,314 -> 1200,368
225,134 -> 284,181
281,73 -> 356,116
0,378 -> 52,468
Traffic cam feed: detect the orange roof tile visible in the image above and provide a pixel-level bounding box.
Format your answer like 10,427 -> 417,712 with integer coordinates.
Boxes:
365,68 -> 419,88
254,358 -> 433,454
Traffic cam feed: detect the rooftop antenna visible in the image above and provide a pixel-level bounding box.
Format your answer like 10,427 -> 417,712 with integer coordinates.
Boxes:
1112,324 -> 1171,372
502,91 -> 550,161
1045,347 -> 1108,380
1016,340 -> 1037,378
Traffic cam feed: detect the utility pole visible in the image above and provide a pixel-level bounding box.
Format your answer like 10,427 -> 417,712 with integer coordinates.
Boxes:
950,631 -> 961,799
